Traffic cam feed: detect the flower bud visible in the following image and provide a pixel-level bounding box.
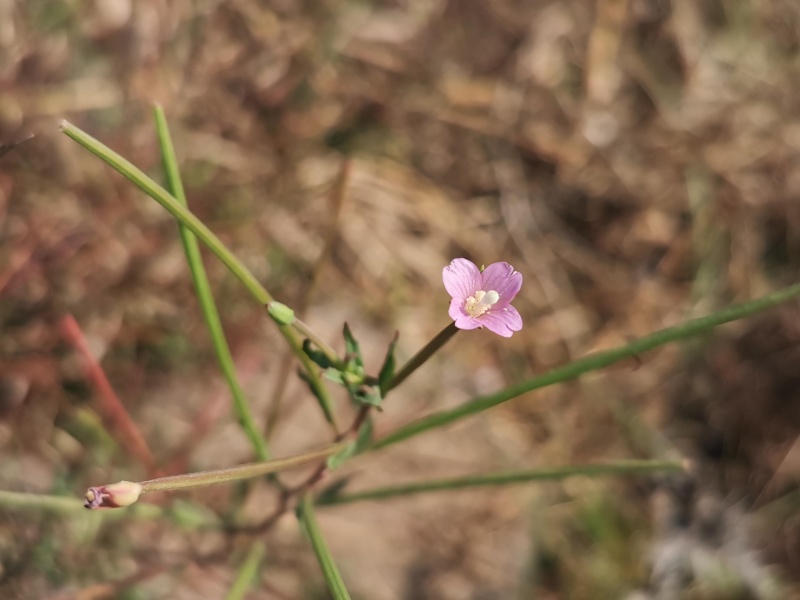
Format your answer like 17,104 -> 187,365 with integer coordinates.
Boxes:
84,480 -> 143,509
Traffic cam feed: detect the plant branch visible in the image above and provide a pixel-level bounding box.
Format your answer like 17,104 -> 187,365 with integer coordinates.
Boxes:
374,282 -> 800,450
388,322 -> 459,390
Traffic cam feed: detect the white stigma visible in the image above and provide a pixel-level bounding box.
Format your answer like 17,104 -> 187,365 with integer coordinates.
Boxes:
464,290 -> 500,317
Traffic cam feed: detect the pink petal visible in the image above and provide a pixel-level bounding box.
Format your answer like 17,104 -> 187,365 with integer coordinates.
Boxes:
480,262 -> 522,308
448,298 -> 463,322
449,299 -> 482,330
442,258 -> 482,302
454,314 -> 482,330
479,305 -> 523,337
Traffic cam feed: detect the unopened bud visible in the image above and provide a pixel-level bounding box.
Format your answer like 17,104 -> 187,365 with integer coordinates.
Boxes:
84,480 -> 143,509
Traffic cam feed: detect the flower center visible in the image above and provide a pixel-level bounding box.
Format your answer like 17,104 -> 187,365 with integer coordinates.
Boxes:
464,290 -> 500,317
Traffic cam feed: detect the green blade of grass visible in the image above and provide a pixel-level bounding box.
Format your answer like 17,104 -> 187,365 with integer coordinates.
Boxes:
298,493 -> 352,600
373,282 -> 800,451
153,106 -> 271,461
317,460 -> 683,505
0,490 -> 215,525
0,490 -> 115,515
60,119 -> 337,430
224,542 -> 266,600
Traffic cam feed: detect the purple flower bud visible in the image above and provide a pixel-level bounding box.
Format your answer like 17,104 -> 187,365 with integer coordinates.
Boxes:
84,480 -> 143,509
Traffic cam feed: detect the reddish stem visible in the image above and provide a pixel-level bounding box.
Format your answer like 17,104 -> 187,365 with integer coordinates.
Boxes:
58,314 -> 157,474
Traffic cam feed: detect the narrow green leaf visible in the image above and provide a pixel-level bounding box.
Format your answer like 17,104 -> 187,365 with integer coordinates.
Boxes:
323,368 -> 345,384
153,106 -> 270,461
0,491 -> 219,526
61,120 -> 271,306
316,476 -> 354,506
304,339 -> 336,369
378,332 -> 399,396
225,542 -> 265,600
326,442 -> 357,470
61,119 -> 337,432
317,460 -> 684,505
353,417 -> 374,451
326,419 -> 373,470
373,282 -> 800,451
342,323 -> 362,368
297,493 -> 352,600
298,368 -> 337,425
351,383 -> 382,408
168,499 -> 221,530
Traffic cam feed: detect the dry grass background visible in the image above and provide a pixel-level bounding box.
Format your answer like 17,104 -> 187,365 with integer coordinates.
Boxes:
2,0 -> 800,598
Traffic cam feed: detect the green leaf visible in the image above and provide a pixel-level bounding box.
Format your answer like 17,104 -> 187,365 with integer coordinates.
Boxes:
60,119 -> 338,433
351,383 -> 382,408
169,499 -> 221,529
297,493 -> 352,600
354,417 -> 374,451
342,323 -> 362,368
224,542 -> 265,600
378,332 -> 399,396
304,339 -> 336,369
326,442 -> 356,470
326,419 -> 373,470
153,105 -> 271,462
323,368 -> 345,385
315,476 -> 354,505
317,460 -> 684,505
298,369 -> 336,424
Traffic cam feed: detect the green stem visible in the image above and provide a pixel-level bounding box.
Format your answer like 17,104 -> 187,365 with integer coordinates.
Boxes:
298,493 -> 352,600
317,460 -> 684,505
0,491 -> 107,514
154,106 -> 271,461
374,282 -> 800,450
138,444 -> 345,494
0,490 -> 176,521
60,119 -> 337,430
388,322 -> 459,390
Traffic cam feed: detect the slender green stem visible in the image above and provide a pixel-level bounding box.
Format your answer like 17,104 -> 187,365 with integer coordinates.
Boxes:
225,542 -> 266,600
137,444 -> 346,494
373,282 -> 800,450
317,460 -> 684,505
154,106 -> 271,461
60,119 -> 337,431
388,322 -> 459,390
298,493 -> 352,600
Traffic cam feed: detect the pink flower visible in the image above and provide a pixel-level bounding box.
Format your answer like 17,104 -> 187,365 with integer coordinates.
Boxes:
443,258 -> 523,337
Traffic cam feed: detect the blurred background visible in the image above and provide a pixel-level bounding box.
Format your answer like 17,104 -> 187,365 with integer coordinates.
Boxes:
2,0 -> 800,598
